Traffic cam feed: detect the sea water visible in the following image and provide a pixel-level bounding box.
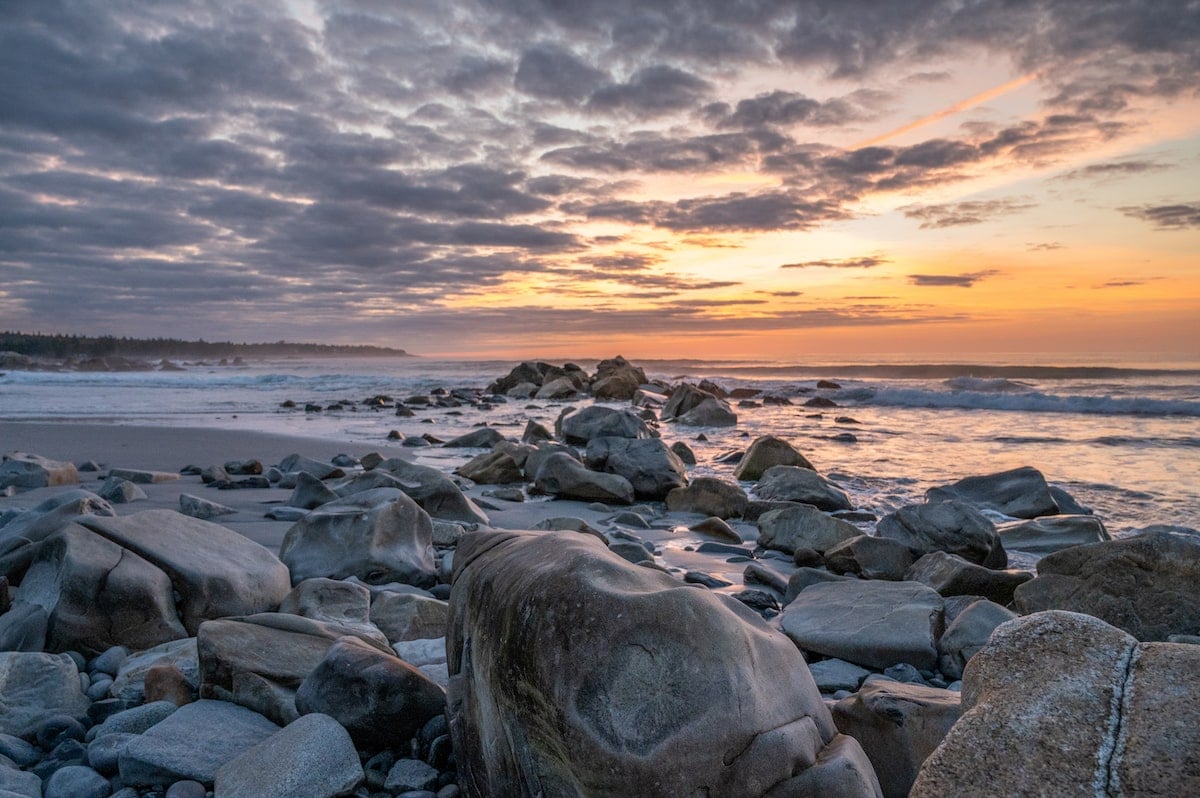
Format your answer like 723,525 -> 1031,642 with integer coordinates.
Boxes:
2,354 -> 1197,535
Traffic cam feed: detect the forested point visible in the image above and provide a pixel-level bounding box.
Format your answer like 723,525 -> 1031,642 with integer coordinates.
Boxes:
0,331 -> 411,359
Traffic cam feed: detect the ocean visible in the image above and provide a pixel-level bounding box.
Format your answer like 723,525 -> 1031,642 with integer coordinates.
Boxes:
2,355 -> 1198,537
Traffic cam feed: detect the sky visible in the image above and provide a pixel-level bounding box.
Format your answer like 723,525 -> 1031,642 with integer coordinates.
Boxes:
1,0 -> 1198,361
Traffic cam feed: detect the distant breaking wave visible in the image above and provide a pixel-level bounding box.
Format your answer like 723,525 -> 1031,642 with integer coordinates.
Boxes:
642,361 -> 1200,381
853,387 -> 1200,417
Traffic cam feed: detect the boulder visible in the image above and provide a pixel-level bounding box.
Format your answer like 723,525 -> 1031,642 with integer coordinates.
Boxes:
995,514 -> 1110,554
214,713 -> 364,798
522,442 -> 580,481
77,510 -> 291,634
584,437 -> 687,500
119,699 -> 280,787
278,578 -> 386,646
111,638 -> 199,704
833,678 -> 961,798
295,636 -> 446,750
454,450 -> 523,485
330,470 -> 405,498
660,383 -> 719,421
448,530 -> 880,797
369,592 -> 450,643
590,356 -> 647,399
807,659 -> 872,693
535,376 -> 580,399
905,552 -> 1032,605
44,765 -> 109,798
377,458 -> 489,525
106,467 -> 179,484
280,492 -> 436,588
925,466 -> 1058,519
178,493 -> 235,520
488,361 -> 551,394
910,611 -> 1200,797
278,454 -> 344,481
533,452 -> 634,505
444,428 -> 506,449
665,477 -> 749,519
0,490 -> 116,583
754,466 -> 852,512
98,476 -> 147,504
936,600 -> 1016,680
558,406 -> 654,444
780,580 -> 943,670
757,504 -> 860,554
0,652 -> 90,738
875,501 -> 1005,568
1013,529 -> 1200,640
521,420 -> 554,444
824,535 -> 915,581
678,397 -> 738,427
734,436 -> 815,480
286,472 -> 340,510
0,452 -> 79,489
670,441 -> 696,465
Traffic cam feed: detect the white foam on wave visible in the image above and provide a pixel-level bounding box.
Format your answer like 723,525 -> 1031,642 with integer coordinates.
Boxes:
853,387 -> 1200,417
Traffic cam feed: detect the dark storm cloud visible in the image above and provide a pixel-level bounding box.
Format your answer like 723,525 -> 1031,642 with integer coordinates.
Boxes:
780,256 -> 889,270
1119,202 -> 1200,229
902,198 -> 1037,229
908,270 -> 1000,287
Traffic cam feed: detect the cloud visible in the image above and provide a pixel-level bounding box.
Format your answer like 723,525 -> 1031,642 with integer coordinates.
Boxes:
1096,278 -> 1161,288
709,89 -> 883,130
780,256 -> 889,269
1057,159 -> 1169,180
908,270 -> 1000,287
514,44 -> 608,103
1027,242 -> 1065,251
1119,202 -> 1200,230
587,65 -> 712,116
902,198 -> 1037,228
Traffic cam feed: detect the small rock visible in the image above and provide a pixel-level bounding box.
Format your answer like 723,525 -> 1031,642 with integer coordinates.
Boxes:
44,764 -> 110,798
385,759 -> 439,793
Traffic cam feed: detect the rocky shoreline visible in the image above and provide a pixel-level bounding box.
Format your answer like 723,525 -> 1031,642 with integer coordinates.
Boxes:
0,356 -> 1197,797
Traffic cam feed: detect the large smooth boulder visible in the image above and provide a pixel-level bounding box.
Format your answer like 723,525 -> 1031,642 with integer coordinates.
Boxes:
996,514 -> 1110,554
285,472 -> 339,510
111,638 -> 199,704
1013,529 -> 1200,640
444,428 -> 506,448
665,477 -> 749,519
558,406 -> 654,444
584,437 -> 687,500
377,458 -> 489,525
589,356 -> 646,400
0,652 -> 90,738
925,466 -> 1058,519
780,580 -> 943,670
660,383 -> 720,421
734,436 -> 815,481
876,502 -> 1005,568
0,490 -> 116,583
278,454 -> 344,480
824,535 -> 915,581
295,636 -> 446,750
369,592 -> 449,643
278,578 -> 386,646
905,551 -> 1032,605
754,466 -> 852,512
936,600 -> 1015,680
833,678 -> 961,798
448,530 -> 881,797
533,452 -> 635,505
214,713 -> 364,798
78,510 -> 291,634
454,449 -> 524,485
0,452 -> 78,489
279,493 -> 436,588
678,397 -> 738,427
911,611 -> 1200,797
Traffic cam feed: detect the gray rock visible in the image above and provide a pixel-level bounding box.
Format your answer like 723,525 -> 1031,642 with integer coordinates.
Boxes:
286,472 -> 340,510
376,459 -> 490,525
784,567 -> 856,605
733,435 -> 815,481
453,450 -> 523,485
807,659 -> 872,693
669,441 -> 696,465
0,764 -> 42,798
1013,528 -> 1200,640
558,406 -> 653,444
824,535 -> 915,581
905,551 -> 1031,605
677,396 -> 738,426
214,713 -> 365,798
0,652 -> 90,738
386,758 -> 439,792
369,592 -> 450,643
279,578 -> 373,631
589,356 -> 647,401
106,467 -> 179,484
443,428 -> 505,448
98,476 -> 147,504
936,600 -> 1016,680
659,383 -> 719,421
665,477 -> 748,519
45,764 -> 109,798
876,501 -> 1006,568
0,452 -> 79,489
758,504 -> 860,554
754,466 -> 852,512
534,375 -> 579,399
447,529 -> 881,797
119,699 -> 280,786
780,580 -> 943,670
996,514 -> 1110,554
87,731 -> 137,775
178,493 -> 235,520
92,701 -> 178,739
277,454 -> 344,480
584,437 -> 687,500
0,734 -> 39,767
760,733 -> 884,798
533,452 -> 634,505
111,638 -> 198,704
925,466 -> 1058,519
521,419 -> 554,444
0,490 -> 116,582
689,516 -> 742,544
833,678 -> 961,798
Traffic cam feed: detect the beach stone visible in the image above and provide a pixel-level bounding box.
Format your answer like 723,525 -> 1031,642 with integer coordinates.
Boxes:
330,470 -> 406,498
925,466 -> 1058,519
589,355 -> 647,400
754,466 -> 853,512
660,383 -> 720,421
98,476 -> 147,503
0,490 -> 116,583
92,701 -> 178,739
584,437 -> 687,500
3,523 -> 186,655
286,472 -> 340,510
106,467 -> 179,484
87,731 -> 136,775
905,551 -> 1032,605
392,637 -> 449,688
224,459 -> 263,475
824,535 -> 915,580
214,712 -> 364,798
377,459 -> 490,525
521,419 -> 554,444
454,450 -> 523,485
533,452 -> 634,505
165,782 -> 205,798
280,493 -> 436,588
44,765 -> 109,798
444,428 -> 505,448
558,406 -> 653,444
876,501 -> 1006,568
447,529 -> 880,797
277,578 -> 386,645
669,441 -> 696,464
386,759 -> 439,792
143,663 -> 194,706
535,376 -> 580,399
910,611 -> 1200,797
199,464 -> 229,484
783,567 -> 855,604
278,454 -> 344,480
936,600 -> 1016,680
665,477 -> 748,519
677,396 -> 738,426
690,516 -> 742,543
833,678 -> 961,798
807,659 -> 871,693
296,636 -> 446,750
0,652 -> 90,738
0,734 -> 38,767
111,638 -> 199,704
0,766 -> 43,798
780,580 -> 943,670
177,493 -> 235,520
1013,528 -> 1200,640
0,452 -> 79,489
370,592 -> 450,643
521,442 -> 579,480
119,699 -> 280,787
996,514 -> 1110,554
78,510 -> 291,634
757,504 -> 860,554
734,435 -> 815,481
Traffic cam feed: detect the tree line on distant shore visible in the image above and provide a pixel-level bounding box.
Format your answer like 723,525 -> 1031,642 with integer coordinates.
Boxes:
0,331 -> 411,359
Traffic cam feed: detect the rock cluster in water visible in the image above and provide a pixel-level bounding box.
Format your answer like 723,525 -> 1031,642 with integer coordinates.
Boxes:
0,355 -> 1197,798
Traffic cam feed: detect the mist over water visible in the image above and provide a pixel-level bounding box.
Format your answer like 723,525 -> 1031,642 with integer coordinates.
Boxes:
2,354 -> 1197,535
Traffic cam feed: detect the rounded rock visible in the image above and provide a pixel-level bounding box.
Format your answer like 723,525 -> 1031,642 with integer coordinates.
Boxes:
45,764 -> 111,798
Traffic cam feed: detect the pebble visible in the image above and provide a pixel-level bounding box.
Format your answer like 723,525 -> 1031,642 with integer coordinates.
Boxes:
386,759 -> 440,793
35,715 -> 87,748
44,764 -> 110,798
165,779 -> 208,798
0,734 -> 39,768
